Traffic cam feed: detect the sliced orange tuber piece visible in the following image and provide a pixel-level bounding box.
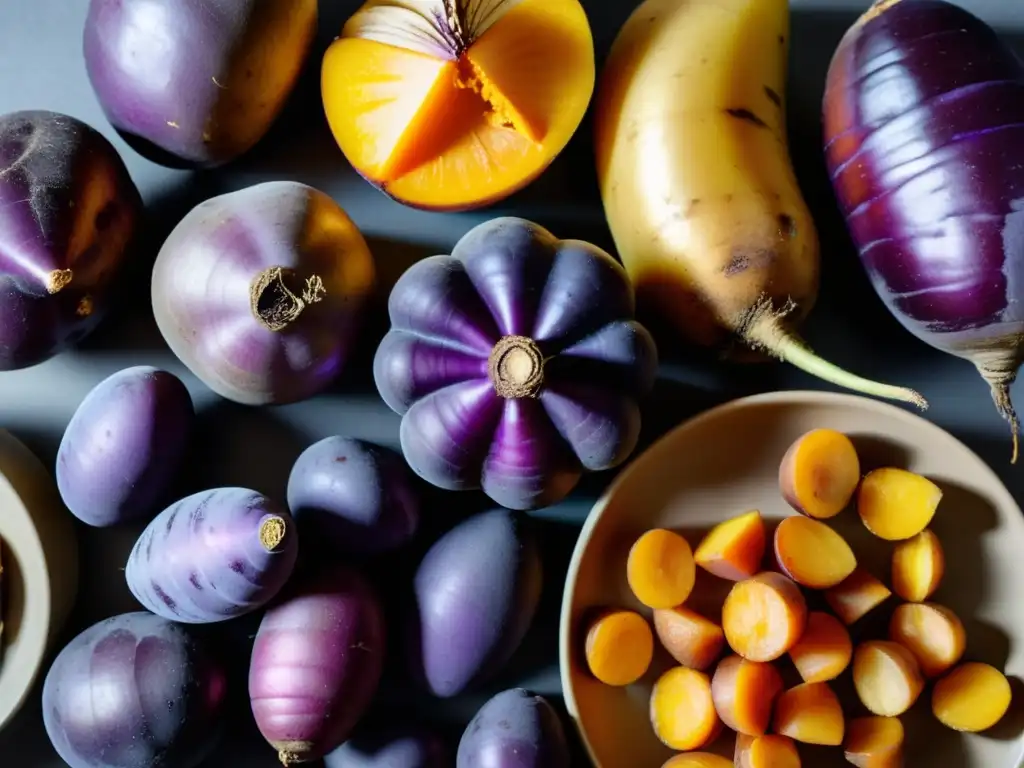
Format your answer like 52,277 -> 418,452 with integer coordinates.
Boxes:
932,662 -> 1012,732
742,735 -> 802,768
694,509 -> 766,581
650,666 -> 722,751
844,716 -> 904,768
888,602 -> 965,678
773,682 -> 845,746
789,611 -> 853,683
824,568 -> 892,626
584,609 -> 654,686
891,529 -> 944,603
722,572 -> 808,662
653,605 -> 725,670
857,468 -> 942,541
779,428 -> 861,519
852,640 -> 924,717
774,515 -> 857,589
710,654 -> 784,736
662,754 -> 733,768
322,0 -> 596,211
627,528 -> 696,609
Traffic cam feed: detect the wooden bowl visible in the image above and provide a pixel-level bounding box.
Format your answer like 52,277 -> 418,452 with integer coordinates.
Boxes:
559,391 -> 1024,767
0,429 -> 78,732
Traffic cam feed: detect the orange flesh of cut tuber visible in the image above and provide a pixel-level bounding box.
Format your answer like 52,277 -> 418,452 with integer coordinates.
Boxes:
627,528 -> 696,609
772,682 -> 846,746
321,0 -> 596,211
843,716 -> 904,768
649,666 -> 722,751
662,754 -> 733,768
824,568 -> 892,626
774,515 -> 857,589
857,468 -> 943,541
694,509 -> 766,581
584,609 -> 654,686
932,662 -> 1012,732
788,611 -> 853,683
890,529 -> 944,602
722,571 -> 808,662
653,605 -> 726,670
852,640 -> 924,717
710,654 -> 784,736
888,602 -> 965,678
735,733 -> 802,768
779,428 -> 861,519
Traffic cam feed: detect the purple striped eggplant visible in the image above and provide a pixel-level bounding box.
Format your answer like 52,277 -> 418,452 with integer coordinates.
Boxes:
125,487 -> 298,623
824,0 -> 1024,459
373,216 -> 658,510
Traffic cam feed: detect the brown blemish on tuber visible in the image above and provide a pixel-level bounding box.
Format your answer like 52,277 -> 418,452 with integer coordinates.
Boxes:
46,268 -> 73,294
259,516 -> 287,551
725,108 -> 769,129
250,267 -> 326,332
488,335 -> 545,398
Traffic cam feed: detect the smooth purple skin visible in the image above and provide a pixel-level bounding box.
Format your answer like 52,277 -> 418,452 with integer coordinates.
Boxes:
325,725 -> 448,768
249,565 -> 386,764
151,181 -> 376,405
373,216 -> 658,510
56,366 -> 194,527
286,436 -> 420,556
83,0 -> 317,168
0,110 -> 141,370
42,611 -> 227,768
457,689 -> 569,768
125,487 -> 298,623
409,510 -> 542,698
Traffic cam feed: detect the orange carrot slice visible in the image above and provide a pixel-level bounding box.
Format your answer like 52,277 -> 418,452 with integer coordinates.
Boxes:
662,754 -> 733,768
852,640 -> 924,717
788,611 -> 852,683
779,428 -> 860,519
722,572 -> 808,662
694,509 -> 766,581
932,662 -> 1012,733
710,654 -> 783,736
857,468 -> 942,541
627,528 -> 696,609
653,605 -> 725,671
584,609 -> 654,686
888,602 -> 965,678
891,529 -> 944,602
774,515 -> 857,589
844,716 -> 904,768
737,734 -> 801,768
824,568 -> 892,626
650,666 -> 721,751
773,682 -> 845,746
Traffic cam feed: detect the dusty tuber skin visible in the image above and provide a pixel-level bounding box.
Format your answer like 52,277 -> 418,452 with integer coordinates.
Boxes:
779,428 -> 861,519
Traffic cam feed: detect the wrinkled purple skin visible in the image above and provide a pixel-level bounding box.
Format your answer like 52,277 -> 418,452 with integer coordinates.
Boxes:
457,689 -> 569,768
151,181 -> 376,405
325,725 -> 448,768
56,366 -> 194,527
249,565 -> 386,764
823,0 -> 1024,436
409,510 -> 542,698
42,611 -> 227,768
125,487 -> 298,623
287,436 -> 420,556
83,0 -> 317,168
373,217 -> 658,511
0,110 -> 140,370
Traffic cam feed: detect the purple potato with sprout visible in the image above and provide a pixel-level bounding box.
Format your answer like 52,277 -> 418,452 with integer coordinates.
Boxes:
125,487 -> 298,623
56,366 -> 194,527
373,216 -> 658,511
457,689 -> 569,768
0,110 -> 141,370
409,510 -> 542,698
42,611 -> 227,768
325,724 -> 448,768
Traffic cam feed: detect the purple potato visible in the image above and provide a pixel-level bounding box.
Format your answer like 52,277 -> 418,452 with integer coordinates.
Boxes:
125,487 -> 298,623
325,725 -> 448,768
409,510 -> 542,698
373,216 -> 658,510
286,436 -> 420,556
83,0 -> 317,168
42,611 -> 227,768
249,565 -> 386,765
457,689 -> 569,768
151,181 -> 377,406
0,110 -> 141,370
56,366 -> 194,527
823,0 -> 1024,455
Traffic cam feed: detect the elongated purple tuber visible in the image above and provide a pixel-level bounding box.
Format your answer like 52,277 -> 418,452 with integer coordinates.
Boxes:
325,724 -> 448,768
457,689 -> 569,768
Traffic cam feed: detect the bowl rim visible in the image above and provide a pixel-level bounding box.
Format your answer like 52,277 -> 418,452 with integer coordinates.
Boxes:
558,389 -> 1024,766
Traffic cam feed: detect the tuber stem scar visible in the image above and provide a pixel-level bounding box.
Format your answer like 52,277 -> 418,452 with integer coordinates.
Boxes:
259,516 -> 287,551
978,364 -> 1020,464
249,267 -> 326,332
46,268 -> 73,294
488,335 -> 545,398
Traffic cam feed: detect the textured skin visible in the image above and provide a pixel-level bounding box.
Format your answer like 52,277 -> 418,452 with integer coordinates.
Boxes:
56,366 -> 194,527
0,110 -> 141,370
373,216 -> 658,510
249,565 -> 386,763
824,0 -> 1024,353
83,0 -> 317,167
286,436 -> 420,556
409,510 -> 542,698
325,725 -> 448,768
457,689 -> 570,768
41,612 -> 227,768
125,487 -> 298,623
